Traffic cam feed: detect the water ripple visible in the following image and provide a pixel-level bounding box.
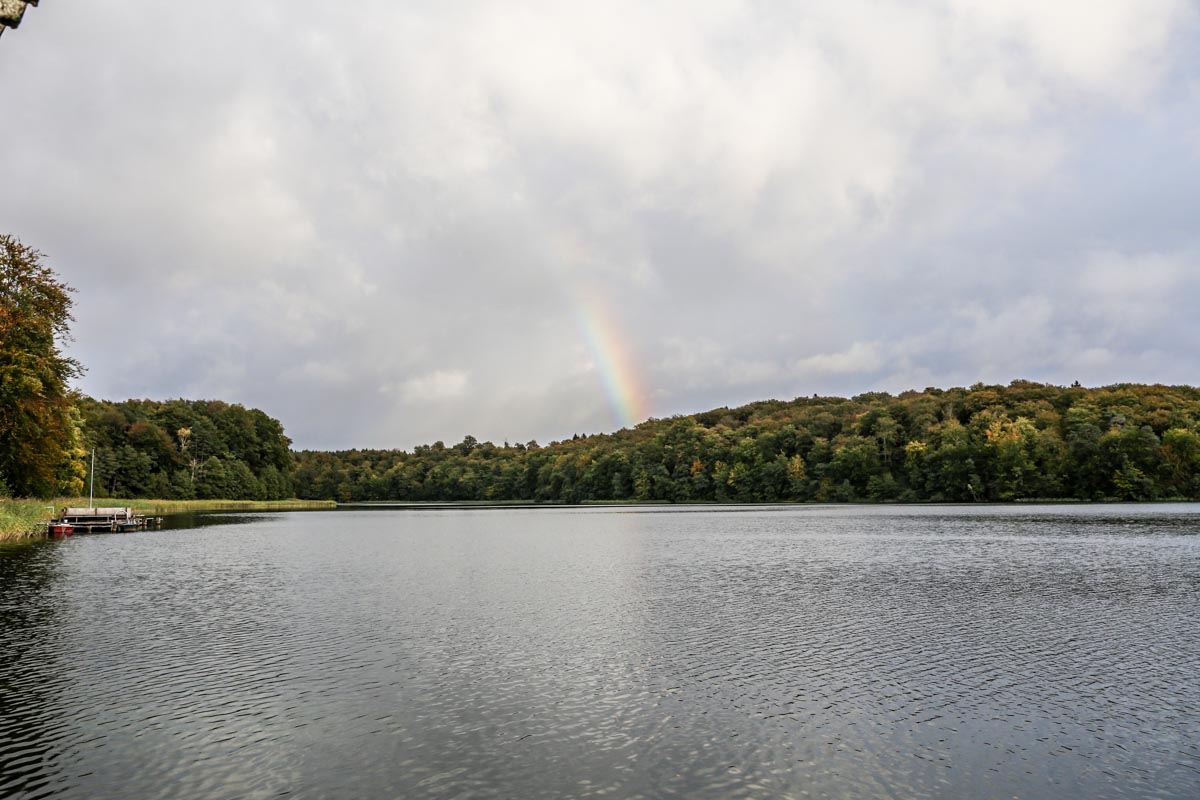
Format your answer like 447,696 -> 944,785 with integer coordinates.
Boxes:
0,505 -> 1198,798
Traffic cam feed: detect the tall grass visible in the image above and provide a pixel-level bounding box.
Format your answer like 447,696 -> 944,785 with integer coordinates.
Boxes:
0,499 -> 56,541
58,498 -> 336,515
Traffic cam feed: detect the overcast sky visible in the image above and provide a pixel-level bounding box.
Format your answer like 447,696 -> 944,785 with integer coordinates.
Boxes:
3,1 -> 1199,450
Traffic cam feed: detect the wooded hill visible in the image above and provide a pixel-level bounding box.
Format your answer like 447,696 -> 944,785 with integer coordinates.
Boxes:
292,382 -> 1200,503
78,397 -> 294,500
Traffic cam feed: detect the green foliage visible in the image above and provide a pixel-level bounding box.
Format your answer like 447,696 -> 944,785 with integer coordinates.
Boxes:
0,236 -> 84,497
77,397 -> 294,500
292,381 -> 1200,504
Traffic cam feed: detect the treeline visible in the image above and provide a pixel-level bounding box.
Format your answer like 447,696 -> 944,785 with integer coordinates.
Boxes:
1,234 -> 297,502
78,397 -> 294,500
293,382 -> 1200,504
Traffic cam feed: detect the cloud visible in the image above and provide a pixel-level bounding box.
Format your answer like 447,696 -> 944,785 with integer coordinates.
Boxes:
2,0 -> 1198,448
949,0 -> 1188,100
1080,250 -> 1186,301
283,361 -> 351,387
398,370 -> 470,403
793,343 -> 886,377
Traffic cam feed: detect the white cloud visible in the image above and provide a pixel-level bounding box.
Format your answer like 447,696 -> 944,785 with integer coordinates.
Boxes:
399,370 -> 470,403
793,343 -> 885,377
949,0 -> 1190,100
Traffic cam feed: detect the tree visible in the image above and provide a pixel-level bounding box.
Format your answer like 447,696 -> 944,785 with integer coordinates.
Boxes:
786,453 -> 808,499
195,456 -> 229,499
0,235 -> 84,497
224,458 -> 263,500
1161,428 -> 1200,498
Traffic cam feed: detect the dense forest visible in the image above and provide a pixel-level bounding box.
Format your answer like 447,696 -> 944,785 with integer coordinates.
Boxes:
293,382 -> 1200,504
77,397 -> 294,500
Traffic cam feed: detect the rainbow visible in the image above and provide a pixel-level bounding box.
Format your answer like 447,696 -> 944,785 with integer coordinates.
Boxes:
576,297 -> 648,430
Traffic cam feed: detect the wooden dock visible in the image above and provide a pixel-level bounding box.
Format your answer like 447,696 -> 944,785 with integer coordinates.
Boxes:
54,507 -> 160,534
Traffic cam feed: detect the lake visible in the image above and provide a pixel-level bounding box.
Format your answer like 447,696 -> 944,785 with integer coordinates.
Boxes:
1,504 -> 1198,799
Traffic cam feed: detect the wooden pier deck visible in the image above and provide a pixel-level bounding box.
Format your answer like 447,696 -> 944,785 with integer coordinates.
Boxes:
55,507 -> 159,534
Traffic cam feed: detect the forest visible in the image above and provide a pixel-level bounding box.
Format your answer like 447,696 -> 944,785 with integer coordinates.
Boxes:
292,382 -> 1200,504
77,397 -> 294,500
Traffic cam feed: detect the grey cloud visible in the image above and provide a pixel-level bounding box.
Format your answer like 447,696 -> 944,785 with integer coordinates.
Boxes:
2,1 -> 1198,449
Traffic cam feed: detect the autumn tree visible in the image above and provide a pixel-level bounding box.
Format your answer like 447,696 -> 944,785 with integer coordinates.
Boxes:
290,382 -> 1200,504
0,236 -> 84,497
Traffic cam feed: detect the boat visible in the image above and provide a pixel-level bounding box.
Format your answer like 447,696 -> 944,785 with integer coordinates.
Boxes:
49,522 -> 74,537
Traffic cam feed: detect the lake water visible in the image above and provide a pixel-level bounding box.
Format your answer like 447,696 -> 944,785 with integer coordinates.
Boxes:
1,504 -> 1198,799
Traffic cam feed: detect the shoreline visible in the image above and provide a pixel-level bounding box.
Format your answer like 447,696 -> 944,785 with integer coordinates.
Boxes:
336,498 -> 1200,510
95,498 -> 337,516
0,498 -> 336,541
6,496 -> 1195,539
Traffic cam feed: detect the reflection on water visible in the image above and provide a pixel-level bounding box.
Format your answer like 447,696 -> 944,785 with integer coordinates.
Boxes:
0,505 -> 1198,799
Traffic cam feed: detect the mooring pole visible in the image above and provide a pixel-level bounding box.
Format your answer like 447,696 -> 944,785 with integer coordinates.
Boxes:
89,448 -> 95,509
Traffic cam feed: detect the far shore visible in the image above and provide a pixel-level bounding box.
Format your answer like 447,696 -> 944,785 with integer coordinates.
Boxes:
0,498 -> 337,541
336,498 -> 1199,510
6,496 -> 1195,541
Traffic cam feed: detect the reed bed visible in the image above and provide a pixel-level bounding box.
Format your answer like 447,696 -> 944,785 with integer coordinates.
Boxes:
0,499 -> 56,541
64,498 -> 336,515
